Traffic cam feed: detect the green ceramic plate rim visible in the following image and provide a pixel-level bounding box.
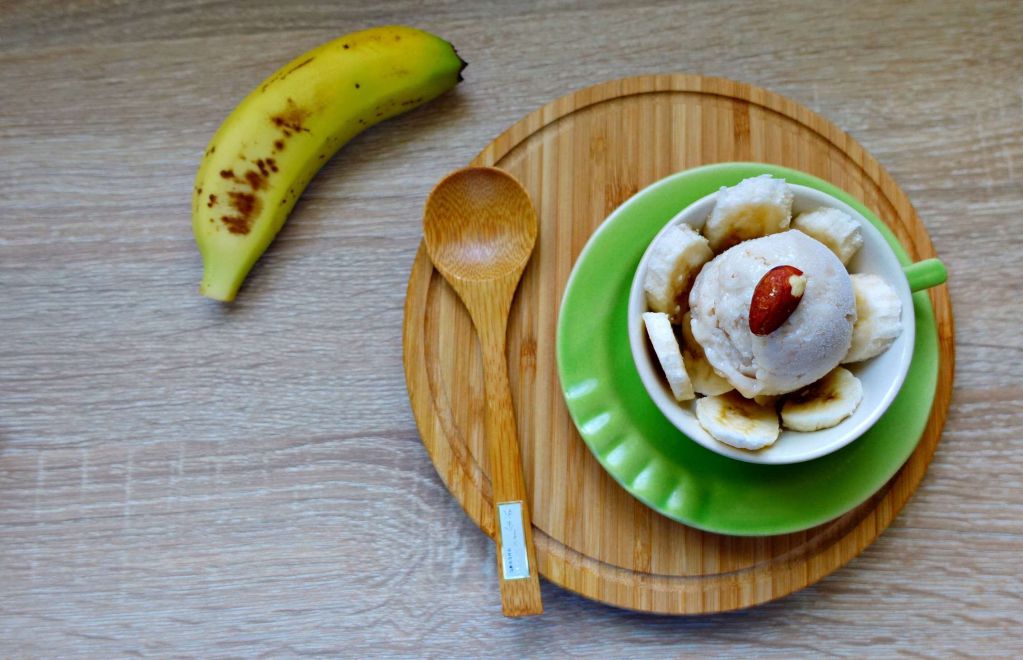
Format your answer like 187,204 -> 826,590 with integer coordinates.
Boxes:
556,162 -> 939,536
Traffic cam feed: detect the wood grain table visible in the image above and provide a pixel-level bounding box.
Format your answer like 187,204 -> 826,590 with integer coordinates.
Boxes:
2,0 -> 1021,656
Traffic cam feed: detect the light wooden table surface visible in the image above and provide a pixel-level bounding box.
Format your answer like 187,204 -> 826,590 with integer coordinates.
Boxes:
2,0 -> 1021,656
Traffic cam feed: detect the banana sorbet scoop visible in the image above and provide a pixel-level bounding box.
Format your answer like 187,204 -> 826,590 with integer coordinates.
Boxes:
688,230 -> 856,398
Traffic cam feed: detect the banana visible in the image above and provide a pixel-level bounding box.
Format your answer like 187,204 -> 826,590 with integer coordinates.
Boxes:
843,273 -> 903,363
780,366 -> 863,431
702,174 -> 793,252
792,207 -> 864,265
679,312 -> 733,396
642,312 -> 695,401
643,223 -> 713,321
695,391 -> 780,450
192,26 -> 465,301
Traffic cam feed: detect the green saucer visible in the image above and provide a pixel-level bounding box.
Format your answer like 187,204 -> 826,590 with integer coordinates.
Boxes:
556,163 -> 939,536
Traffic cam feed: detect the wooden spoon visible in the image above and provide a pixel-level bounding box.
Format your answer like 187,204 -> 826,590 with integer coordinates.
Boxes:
422,167 -> 543,617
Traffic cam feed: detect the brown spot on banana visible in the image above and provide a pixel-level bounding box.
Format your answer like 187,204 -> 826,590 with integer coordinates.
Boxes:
221,191 -> 262,235
244,170 -> 265,191
270,98 -> 312,134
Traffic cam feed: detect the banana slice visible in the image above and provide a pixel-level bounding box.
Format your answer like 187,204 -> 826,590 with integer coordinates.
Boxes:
843,273 -> 903,363
643,223 -> 713,321
702,175 -> 793,252
753,394 -> 780,408
780,367 -> 863,432
792,207 -> 864,265
680,312 -> 733,396
695,392 -> 780,450
642,312 -> 695,401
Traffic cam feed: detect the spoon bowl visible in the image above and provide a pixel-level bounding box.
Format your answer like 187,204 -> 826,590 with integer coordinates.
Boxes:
424,167 -> 537,281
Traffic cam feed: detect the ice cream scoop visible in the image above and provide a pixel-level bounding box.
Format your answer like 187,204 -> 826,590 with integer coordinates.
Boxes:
688,230 -> 856,397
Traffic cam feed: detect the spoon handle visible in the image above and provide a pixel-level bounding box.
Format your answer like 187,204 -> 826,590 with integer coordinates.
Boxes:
478,324 -> 544,617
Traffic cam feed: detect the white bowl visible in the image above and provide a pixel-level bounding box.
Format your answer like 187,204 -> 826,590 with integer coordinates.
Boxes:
628,184 -> 916,464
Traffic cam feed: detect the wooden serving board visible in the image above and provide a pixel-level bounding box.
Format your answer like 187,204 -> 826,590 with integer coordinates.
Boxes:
403,75 -> 954,614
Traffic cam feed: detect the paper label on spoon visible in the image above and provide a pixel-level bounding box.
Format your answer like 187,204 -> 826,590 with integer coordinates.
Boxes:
497,501 -> 529,580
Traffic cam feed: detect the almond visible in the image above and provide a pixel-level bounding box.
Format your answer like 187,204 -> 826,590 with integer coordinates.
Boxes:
749,265 -> 806,336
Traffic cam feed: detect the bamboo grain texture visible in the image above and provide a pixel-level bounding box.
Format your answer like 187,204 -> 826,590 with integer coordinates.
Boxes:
1,0 -> 1021,656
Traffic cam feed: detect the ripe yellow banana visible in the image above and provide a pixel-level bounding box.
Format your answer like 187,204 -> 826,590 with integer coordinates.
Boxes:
192,26 -> 465,301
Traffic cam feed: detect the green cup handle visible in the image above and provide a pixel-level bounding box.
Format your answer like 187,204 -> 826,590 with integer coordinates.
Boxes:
903,258 -> 947,292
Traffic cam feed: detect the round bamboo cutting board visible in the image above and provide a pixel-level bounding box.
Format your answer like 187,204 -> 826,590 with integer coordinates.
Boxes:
403,75 -> 954,614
